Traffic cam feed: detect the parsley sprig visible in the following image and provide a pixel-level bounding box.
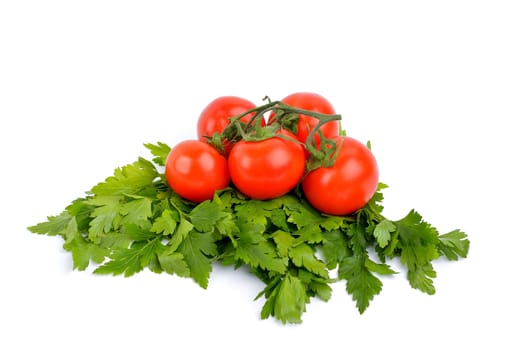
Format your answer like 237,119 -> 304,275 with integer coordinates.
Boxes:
28,142 -> 469,324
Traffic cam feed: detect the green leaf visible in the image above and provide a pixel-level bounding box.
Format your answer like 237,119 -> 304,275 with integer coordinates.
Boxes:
364,258 -> 397,275
215,212 -> 238,239
90,157 -> 158,196
98,231 -> 133,250
275,274 -> 307,324
94,238 -> 162,277
259,277 -> 280,319
169,194 -> 195,215
395,210 -> 440,294
295,225 -> 324,245
158,252 -> 190,277
272,230 -> 295,258
407,263 -> 437,295
66,198 -> 95,232
144,142 -> 171,166
362,182 -> 388,219
347,223 -> 368,254
87,196 -> 122,243
284,200 -> 323,229
320,229 -> 350,270
289,243 -> 329,278
235,198 -> 282,227
148,254 -> 163,274
151,209 -> 179,235
339,255 -> 383,314
319,215 -> 345,231
28,210 -> 74,237
261,274 -> 307,324
215,189 -> 244,210
190,201 -> 228,232
120,197 -> 153,222
121,223 -> 156,241
61,215 -> 80,243
400,245 -> 438,294
308,280 -> 332,302
373,219 -> 396,248
437,229 -> 470,260
235,231 -> 287,274
396,210 -> 439,248
166,218 -> 193,253
178,230 -> 217,288
269,209 -> 289,231
63,235 -> 108,271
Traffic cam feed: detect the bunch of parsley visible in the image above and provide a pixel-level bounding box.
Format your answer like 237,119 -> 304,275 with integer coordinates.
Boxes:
29,142 -> 469,324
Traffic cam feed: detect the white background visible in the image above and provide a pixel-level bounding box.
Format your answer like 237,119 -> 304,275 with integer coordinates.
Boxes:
1,1 -> 524,349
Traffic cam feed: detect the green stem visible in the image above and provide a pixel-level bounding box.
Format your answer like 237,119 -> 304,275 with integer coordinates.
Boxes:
303,113 -> 341,161
218,99 -> 343,169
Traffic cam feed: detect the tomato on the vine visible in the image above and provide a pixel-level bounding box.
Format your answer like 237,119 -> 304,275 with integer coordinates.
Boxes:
228,130 -> 306,200
197,96 -> 264,154
165,140 -> 229,203
269,92 -> 339,146
302,137 -> 379,215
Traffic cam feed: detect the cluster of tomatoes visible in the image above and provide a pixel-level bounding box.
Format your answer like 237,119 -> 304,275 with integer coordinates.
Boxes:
165,92 -> 379,216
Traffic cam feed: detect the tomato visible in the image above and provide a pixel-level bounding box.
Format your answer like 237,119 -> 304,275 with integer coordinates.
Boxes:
165,140 -> 229,203
228,130 -> 306,200
269,92 -> 339,146
302,137 -> 379,215
197,96 -> 264,154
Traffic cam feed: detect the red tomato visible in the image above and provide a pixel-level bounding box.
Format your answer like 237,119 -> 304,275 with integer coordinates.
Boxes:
302,137 -> 379,215
228,130 -> 306,200
269,92 -> 339,145
165,140 -> 229,203
197,96 -> 264,154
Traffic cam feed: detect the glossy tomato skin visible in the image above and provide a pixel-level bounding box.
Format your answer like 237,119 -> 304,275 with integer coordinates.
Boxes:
228,130 -> 306,200
165,140 -> 229,203
197,96 -> 263,154
270,92 -> 339,145
302,137 -> 379,215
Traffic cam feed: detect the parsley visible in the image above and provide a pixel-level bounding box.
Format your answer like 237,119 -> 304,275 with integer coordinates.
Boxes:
28,141 -> 470,324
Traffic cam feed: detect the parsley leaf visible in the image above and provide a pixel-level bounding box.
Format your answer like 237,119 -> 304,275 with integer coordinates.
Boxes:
234,226 -> 287,274
320,229 -> 350,269
28,210 -> 75,238
86,196 -> 122,243
437,229 -> 470,260
190,200 -> 228,233
178,230 -> 217,288
364,258 -> 397,275
63,235 -> 108,271
120,196 -> 153,223
151,209 -> 179,235
165,218 -> 193,253
94,238 -> 163,277
272,230 -> 295,259
90,157 -> 159,196
158,251 -> 190,278
373,219 -> 396,248
260,274 -> 307,324
339,254 -> 383,314
337,223 -> 387,313
143,142 -> 171,166
394,210 -> 440,294
289,243 -> 328,278
297,269 -> 332,302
